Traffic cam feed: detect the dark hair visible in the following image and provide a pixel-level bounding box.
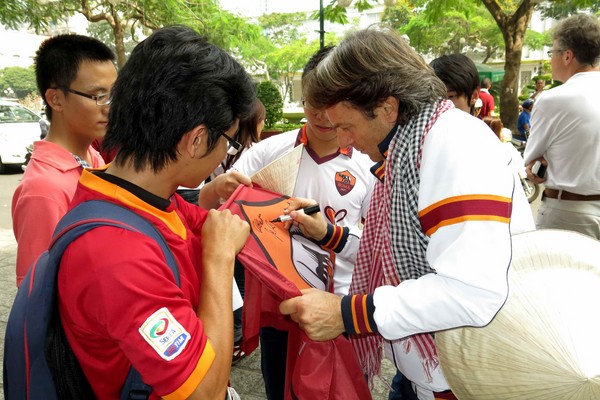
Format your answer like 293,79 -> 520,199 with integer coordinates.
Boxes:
553,14 -> 600,67
237,97 -> 265,146
303,27 -> 446,125
302,45 -> 335,84
223,97 -> 266,171
103,26 -> 256,173
34,34 -> 115,121
430,54 -> 479,106
481,77 -> 492,89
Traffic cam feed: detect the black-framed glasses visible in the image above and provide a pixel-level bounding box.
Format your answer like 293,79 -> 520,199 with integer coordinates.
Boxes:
547,48 -> 564,57
55,86 -> 112,106
221,132 -> 242,155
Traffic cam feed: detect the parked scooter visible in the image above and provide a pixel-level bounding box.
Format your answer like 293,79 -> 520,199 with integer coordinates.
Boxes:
21,143 -> 33,172
519,166 -> 541,203
22,117 -> 48,172
509,132 -> 540,203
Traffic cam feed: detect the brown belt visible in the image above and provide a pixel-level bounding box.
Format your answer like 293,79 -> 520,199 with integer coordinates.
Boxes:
544,188 -> 600,201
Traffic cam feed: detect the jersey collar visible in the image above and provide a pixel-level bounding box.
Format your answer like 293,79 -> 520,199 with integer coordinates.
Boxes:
370,124 -> 398,183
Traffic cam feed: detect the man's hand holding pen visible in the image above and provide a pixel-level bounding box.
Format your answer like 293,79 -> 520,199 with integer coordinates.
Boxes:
275,198 -> 328,241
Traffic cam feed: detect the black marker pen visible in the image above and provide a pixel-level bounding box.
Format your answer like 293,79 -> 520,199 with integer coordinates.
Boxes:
271,204 -> 320,223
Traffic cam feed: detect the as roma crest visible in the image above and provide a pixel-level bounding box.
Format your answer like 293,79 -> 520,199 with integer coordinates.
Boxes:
334,170 -> 356,196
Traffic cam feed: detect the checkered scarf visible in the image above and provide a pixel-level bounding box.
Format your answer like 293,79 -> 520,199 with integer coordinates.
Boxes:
348,99 -> 454,383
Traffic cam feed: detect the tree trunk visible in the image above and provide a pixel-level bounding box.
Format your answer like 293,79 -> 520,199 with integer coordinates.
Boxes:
481,0 -> 534,133
113,23 -> 127,68
500,31 -> 523,132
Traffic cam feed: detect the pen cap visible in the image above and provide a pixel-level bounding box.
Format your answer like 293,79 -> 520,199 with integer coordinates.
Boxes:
303,204 -> 320,215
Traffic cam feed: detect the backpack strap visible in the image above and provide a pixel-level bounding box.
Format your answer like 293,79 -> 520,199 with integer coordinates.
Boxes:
52,200 -> 180,285
51,200 -> 181,400
5,200 -> 183,400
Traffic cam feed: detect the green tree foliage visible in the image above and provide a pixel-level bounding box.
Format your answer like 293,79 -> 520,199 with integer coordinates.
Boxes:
257,80 -> 284,129
537,0 -> 600,19
316,0 -> 376,24
0,0 -> 27,28
324,0 -> 539,131
259,12 -> 307,45
0,0 -> 258,68
86,21 -> 142,63
256,12 -> 336,104
524,29 -> 550,51
0,66 -> 36,99
265,40 -> 320,102
186,2 -> 262,53
381,0 -> 414,30
400,6 -> 504,62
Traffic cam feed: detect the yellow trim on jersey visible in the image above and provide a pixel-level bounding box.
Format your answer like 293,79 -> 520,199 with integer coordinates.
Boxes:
418,194 -> 511,218
79,168 -> 187,239
425,215 -> 510,236
161,340 -> 216,400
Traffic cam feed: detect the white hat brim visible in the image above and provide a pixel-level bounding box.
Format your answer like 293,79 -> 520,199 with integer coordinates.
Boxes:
437,229 -> 600,399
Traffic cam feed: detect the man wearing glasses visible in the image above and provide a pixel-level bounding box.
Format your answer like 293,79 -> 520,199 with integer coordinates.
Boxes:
524,13 -> 600,239
12,34 -> 117,286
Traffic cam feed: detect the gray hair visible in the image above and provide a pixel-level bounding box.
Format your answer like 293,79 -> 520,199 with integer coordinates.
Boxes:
303,26 -> 447,125
553,14 -> 600,67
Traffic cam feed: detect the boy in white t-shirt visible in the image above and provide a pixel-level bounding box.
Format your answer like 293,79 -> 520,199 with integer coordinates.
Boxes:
232,46 -> 375,400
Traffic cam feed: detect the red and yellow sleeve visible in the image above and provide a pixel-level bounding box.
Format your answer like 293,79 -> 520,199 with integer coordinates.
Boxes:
419,194 -> 512,237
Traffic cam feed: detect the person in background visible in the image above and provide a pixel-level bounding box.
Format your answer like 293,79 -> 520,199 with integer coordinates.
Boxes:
430,54 -> 480,114
472,97 -> 483,118
277,27 -> 534,400
91,137 -> 117,163
231,45 -> 375,400
213,97 -> 265,179
516,98 -> 534,141
57,25 -> 256,399
478,77 -> 495,117
524,13 -> 600,240
11,34 -> 116,286
484,116 -> 526,181
529,78 -> 546,100
223,98 -> 266,365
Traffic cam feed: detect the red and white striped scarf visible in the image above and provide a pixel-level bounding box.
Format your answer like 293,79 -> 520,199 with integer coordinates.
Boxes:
348,100 -> 454,383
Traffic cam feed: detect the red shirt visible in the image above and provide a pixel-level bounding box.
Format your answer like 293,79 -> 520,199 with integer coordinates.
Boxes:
12,140 -> 105,286
58,169 -> 214,400
479,90 -> 495,118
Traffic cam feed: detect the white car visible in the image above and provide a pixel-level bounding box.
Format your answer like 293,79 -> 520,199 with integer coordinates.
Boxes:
0,100 -> 43,173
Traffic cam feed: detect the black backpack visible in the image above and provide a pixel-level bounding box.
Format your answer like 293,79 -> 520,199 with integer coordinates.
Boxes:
3,200 -> 180,400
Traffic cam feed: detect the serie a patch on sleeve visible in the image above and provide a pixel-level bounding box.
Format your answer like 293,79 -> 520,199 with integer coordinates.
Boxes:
139,307 -> 191,361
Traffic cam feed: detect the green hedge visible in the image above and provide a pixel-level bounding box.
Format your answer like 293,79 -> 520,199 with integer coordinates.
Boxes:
256,80 -> 283,129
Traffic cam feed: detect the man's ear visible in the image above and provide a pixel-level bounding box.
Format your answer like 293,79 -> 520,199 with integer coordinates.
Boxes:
563,49 -> 574,65
183,125 -> 208,159
381,96 -> 399,124
45,88 -> 62,111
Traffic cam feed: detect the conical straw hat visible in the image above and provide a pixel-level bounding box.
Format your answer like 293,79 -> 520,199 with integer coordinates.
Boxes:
436,229 -> 600,400
251,144 -> 303,197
